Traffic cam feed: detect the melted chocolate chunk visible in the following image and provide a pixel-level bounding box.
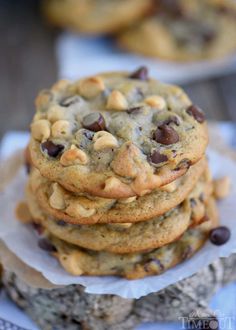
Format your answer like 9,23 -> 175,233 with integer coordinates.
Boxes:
82,113 -> 106,132
149,150 -> 168,164
38,238 -> 57,252
210,226 -> 231,246
41,140 -> 64,158
186,105 -> 205,123
60,95 -> 80,107
126,106 -> 142,114
32,223 -> 44,236
153,124 -> 179,145
129,66 -> 149,81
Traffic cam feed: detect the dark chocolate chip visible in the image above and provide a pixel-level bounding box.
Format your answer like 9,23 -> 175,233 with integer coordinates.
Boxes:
161,116 -> 180,126
126,106 -> 142,114
186,105 -> 205,123
38,238 -> 57,252
57,220 -> 67,227
149,150 -> 168,164
153,124 -> 179,145
209,226 -> 231,246
129,66 -> 149,81
82,112 -> 106,132
25,162 -> 31,174
190,198 -> 197,207
32,223 -> 44,236
41,140 -> 64,158
60,96 -> 80,107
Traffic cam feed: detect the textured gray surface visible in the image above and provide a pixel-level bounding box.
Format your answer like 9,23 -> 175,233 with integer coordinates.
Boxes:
3,254 -> 236,330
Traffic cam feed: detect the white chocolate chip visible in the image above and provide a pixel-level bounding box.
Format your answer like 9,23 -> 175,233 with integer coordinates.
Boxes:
106,90 -> 128,111
47,105 -> 66,123
78,76 -> 105,99
93,131 -> 118,151
31,119 -> 51,142
49,183 -> 66,210
51,120 -> 71,138
213,176 -> 231,200
66,203 -> 96,218
60,145 -> 88,166
144,95 -> 166,110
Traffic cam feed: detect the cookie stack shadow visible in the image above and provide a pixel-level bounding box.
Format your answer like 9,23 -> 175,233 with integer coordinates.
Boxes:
17,67 -> 223,279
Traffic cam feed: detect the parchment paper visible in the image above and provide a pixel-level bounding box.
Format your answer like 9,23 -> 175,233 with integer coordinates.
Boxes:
0,149 -> 235,299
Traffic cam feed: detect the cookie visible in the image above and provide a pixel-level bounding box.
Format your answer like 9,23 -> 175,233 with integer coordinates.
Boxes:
26,170 -> 213,254
29,68 -> 208,198
28,157 -> 206,224
43,0 -> 153,35
118,0 -> 236,61
44,198 -> 218,279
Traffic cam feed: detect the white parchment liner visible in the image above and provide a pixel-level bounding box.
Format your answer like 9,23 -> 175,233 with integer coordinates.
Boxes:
0,149 -> 235,299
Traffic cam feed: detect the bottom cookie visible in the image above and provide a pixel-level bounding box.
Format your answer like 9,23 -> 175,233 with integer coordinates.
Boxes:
44,198 -> 218,279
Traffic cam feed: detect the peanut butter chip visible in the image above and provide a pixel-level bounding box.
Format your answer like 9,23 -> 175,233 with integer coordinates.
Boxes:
49,183 -> 66,210
15,202 -> 32,224
106,90 -> 128,111
51,120 -> 71,138
144,95 -> 166,109
60,145 -> 88,166
93,131 -> 118,151
31,119 -> 51,142
79,76 -> 105,99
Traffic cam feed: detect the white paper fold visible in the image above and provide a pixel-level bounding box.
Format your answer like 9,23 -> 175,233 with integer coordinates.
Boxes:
0,149 -> 236,299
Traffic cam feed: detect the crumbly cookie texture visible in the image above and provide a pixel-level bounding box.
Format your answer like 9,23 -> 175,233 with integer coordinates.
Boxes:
29,68 -> 208,198
25,169 -> 213,254
43,198 -> 218,279
43,0 -> 153,35
28,158 -> 206,225
118,0 -> 236,61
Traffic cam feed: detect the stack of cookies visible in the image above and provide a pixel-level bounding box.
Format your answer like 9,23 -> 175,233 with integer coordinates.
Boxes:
17,67 -> 228,279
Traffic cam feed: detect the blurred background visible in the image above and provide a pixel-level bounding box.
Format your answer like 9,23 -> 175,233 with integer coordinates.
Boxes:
1,0 -> 236,142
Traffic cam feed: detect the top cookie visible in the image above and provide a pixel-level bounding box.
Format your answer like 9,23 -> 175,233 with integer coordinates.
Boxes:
43,0 -> 153,35
29,68 -> 208,198
118,0 -> 236,61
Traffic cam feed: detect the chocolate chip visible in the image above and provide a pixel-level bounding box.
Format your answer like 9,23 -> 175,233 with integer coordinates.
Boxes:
186,105 -> 205,123
25,162 -> 31,174
60,96 -> 80,107
82,112 -> 106,132
57,220 -> 67,226
126,106 -> 142,114
149,150 -> 168,164
38,238 -> 57,252
190,198 -> 197,207
161,116 -> 180,126
32,223 -> 44,236
153,124 -> 179,145
210,226 -> 231,246
41,140 -> 64,158
129,66 -> 149,81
